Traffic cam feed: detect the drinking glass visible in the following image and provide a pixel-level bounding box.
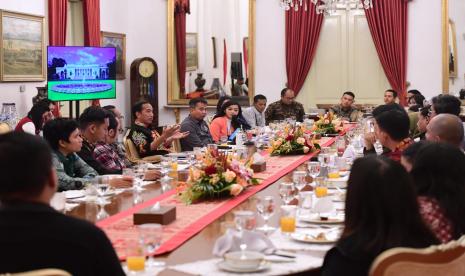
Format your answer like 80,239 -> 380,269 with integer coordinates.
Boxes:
374,140 -> 383,155
160,175 -> 172,193
279,182 -> 295,205
138,223 -> 165,267
336,136 -> 346,157
160,157 -> 171,176
327,165 -> 340,179
314,177 -> 328,198
93,175 -> 110,205
308,161 -> 321,185
233,211 -> 256,259
318,153 -> 331,167
193,147 -> 203,161
292,171 -> 307,192
255,196 -> 276,234
220,135 -> 229,144
280,205 -> 297,236
298,191 -> 313,217
134,164 -> 147,191
125,239 -> 145,273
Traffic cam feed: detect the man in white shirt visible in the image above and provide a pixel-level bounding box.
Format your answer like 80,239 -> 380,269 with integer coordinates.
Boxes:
242,94 -> 267,128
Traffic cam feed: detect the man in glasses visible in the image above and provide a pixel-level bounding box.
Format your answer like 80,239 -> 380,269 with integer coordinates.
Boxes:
265,88 -> 305,125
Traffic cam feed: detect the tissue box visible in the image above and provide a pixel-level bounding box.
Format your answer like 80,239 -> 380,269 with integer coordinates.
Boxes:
133,206 -> 176,225
251,162 -> 266,173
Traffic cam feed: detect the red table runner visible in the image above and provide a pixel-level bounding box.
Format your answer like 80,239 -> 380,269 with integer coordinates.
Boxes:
97,137 -> 337,260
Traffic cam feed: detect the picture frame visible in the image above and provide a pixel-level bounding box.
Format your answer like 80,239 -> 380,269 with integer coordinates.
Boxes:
212,36 -> 217,68
448,19 -> 457,78
186,32 -> 198,71
101,31 -> 126,80
0,10 -> 45,82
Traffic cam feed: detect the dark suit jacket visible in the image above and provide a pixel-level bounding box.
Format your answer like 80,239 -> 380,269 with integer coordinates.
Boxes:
0,201 -> 125,276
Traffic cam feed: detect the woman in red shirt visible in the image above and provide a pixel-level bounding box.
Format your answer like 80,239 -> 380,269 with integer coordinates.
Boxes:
15,102 -> 51,135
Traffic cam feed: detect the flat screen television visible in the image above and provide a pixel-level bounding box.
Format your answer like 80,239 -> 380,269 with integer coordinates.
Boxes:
47,46 -> 116,101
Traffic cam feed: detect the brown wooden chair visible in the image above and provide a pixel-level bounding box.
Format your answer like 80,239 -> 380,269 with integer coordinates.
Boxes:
369,236 -> 465,276
0,268 -> 72,276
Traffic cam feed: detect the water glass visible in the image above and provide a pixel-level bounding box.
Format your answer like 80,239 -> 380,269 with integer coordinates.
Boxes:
233,210 -> 256,258
318,153 -> 331,167
193,147 -> 203,161
298,191 -> 313,217
308,161 -> 321,183
292,171 -> 307,192
256,196 -> 276,234
279,182 -> 295,205
138,223 -> 165,267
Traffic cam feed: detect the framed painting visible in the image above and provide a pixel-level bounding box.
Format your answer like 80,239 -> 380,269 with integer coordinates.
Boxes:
101,31 -> 126,80
186,32 -> 198,71
0,10 -> 45,81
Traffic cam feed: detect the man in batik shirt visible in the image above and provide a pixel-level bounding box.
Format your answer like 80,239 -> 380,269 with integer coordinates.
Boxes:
265,88 -> 305,125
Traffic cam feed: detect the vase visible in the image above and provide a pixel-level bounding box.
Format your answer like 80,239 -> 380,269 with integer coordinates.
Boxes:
195,73 -> 206,91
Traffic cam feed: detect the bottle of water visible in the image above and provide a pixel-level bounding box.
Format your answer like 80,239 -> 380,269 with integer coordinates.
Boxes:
235,127 -> 246,146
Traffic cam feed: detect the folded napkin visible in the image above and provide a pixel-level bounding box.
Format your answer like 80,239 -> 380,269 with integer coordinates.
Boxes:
212,229 -> 276,257
342,145 -> 355,160
313,197 -> 334,214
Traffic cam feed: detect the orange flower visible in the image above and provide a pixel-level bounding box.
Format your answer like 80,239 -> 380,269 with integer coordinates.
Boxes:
229,184 -> 244,196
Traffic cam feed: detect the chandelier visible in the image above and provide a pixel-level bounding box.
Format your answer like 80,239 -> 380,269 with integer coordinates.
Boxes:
279,0 -> 373,15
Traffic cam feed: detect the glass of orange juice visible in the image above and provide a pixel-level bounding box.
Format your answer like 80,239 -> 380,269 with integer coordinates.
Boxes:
327,166 -> 340,179
126,239 -> 145,272
280,205 -> 297,235
314,177 -> 328,198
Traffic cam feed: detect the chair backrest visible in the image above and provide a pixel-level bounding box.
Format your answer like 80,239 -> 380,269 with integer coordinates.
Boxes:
0,268 -> 72,276
123,131 -> 141,163
369,236 -> 465,276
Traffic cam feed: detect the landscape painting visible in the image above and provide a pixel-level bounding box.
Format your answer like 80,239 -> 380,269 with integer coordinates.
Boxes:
101,31 -> 126,80
1,10 -> 45,81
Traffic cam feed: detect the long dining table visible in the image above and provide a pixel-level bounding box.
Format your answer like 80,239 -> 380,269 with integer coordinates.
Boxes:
65,127 -> 353,275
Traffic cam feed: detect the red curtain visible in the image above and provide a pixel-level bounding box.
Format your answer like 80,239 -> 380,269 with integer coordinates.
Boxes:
175,0 -> 190,97
365,0 -> 408,106
285,0 -> 323,96
48,0 -> 67,117
82,0 -> 101,106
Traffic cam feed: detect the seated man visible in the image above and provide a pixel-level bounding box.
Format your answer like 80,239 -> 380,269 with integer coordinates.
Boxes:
77,106 -> 121,175
265,88 -> 305,124
94,111 -> 126,174
243,94 -> 267,128
128,100 -> 189,158
103,105 -> 132,167
426,113 -> 464,149
180,98 -> 213,151
364,104 -> 411,161
430,94 -> 461,117
329,91 -> 360,122
43,118 -> 97,191
383,89 -> 398,105
0,132 -> 124,275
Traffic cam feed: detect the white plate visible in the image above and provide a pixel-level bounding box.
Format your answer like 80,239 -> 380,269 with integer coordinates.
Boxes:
165,152 -> 188,158
217,261 -> 270,273
291,232 -> 337,244
64,190 -> 85,199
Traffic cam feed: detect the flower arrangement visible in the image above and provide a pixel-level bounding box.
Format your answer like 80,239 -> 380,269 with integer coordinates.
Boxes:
179,148 -> 259,204
269,125 -> 320,156
313,113 -> 343,135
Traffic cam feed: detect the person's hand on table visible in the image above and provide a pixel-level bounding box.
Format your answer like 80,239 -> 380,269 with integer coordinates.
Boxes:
109,176 -> 134,188
144,170 -> 162,181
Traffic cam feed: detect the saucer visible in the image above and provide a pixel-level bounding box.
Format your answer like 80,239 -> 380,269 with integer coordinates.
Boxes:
291,232 -> 337,244
217,260 -> 270,273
